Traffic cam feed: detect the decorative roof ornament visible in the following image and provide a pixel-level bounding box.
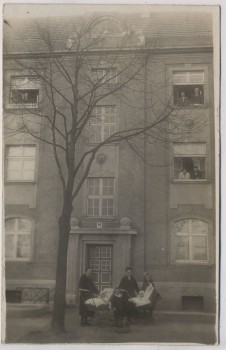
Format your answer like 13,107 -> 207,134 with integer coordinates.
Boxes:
137,35 -> 145,46
87,15 -> 128,38
66,32 -> 78,49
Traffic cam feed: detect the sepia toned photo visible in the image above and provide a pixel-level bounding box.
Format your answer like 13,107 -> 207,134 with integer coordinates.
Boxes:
2,3 -> 220,345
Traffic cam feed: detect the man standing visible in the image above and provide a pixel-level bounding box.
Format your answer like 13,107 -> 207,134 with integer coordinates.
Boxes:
78,268 -> 99,326
192,87 -> 204,105
193,166 -> 202,179
119,267 -> 139,322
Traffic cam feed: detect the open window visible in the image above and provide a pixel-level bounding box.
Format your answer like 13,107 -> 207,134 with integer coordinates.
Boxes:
173,71 -> 204,106
173,143 -> 206,180
9,77 -> 40,108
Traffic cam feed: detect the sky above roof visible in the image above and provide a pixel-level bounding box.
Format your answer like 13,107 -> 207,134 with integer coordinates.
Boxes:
3,3 -> 217,20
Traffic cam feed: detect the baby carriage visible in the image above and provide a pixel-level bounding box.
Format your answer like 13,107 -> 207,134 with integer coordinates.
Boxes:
85,288 -> 115,324
128,285 -> 161,320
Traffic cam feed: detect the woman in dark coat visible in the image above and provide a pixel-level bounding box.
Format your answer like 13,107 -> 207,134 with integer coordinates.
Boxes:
78,268 -> 99,326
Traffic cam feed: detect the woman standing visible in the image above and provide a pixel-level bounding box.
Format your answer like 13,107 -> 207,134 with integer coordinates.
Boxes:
141,273 -> 161,321
78,268 -> 99,326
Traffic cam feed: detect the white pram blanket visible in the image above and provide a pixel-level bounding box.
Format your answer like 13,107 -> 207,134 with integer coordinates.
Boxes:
129,285 -> 154,307
85,288 -> 114,307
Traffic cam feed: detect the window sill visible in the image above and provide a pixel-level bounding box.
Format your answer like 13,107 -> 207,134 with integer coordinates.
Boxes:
171,180 -> 210,184
5,180 -> 37,184
6,259 -> 32,263
173,260 -> 212,266
5,103 -> 39,110
86,141 -> 119,146
88,82 -> 120,88
173,104 -> 209,109
84,216 -> 116,220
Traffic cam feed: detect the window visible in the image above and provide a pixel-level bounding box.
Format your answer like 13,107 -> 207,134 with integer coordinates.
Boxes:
87,178 -> 114,217
92,68 -> 117,83
90,106 -> 116,143
90,17 -> 123,37
5,218 -> 32,261
5,145 -> 36,181
173,143 -> 206,180
175,219 -> 208,263
173,71 -> 204,106
10,77 -> 39,108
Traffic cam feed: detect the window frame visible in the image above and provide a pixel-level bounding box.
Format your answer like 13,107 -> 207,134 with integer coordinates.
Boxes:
174,219 -> 209,264
5,145 -> 37,183
5,217 -> 33,262
8,76 -> 40,109
172,70 -> 205,107
87,177 -> 115,217
173,143 -> 207,182
89,105 -> 117,143
92,68 -> 118,84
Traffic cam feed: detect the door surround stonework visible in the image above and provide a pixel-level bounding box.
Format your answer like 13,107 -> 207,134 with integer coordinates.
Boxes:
66,223 -> 137,304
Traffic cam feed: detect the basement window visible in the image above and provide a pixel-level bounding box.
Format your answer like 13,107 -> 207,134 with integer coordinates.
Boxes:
182,296 -> 204,311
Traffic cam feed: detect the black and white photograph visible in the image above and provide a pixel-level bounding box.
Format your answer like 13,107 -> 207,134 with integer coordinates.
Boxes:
2,2 -> 221,345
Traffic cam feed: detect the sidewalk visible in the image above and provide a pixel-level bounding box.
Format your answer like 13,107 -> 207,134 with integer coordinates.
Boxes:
4,304 -> 217,344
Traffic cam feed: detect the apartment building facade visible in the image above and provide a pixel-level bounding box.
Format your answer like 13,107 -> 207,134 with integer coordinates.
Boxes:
3,11 -> 217,312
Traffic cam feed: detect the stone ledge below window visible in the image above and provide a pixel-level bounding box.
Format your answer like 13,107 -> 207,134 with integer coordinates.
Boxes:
171,180 -> 210,184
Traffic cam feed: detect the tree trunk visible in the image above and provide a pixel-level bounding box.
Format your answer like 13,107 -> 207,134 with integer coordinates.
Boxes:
51,201 -> 73,333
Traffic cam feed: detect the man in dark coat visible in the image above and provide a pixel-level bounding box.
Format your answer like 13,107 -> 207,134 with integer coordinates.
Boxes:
78,268 -> 99,326
119,267 -> 139,322
192,166 -> 202,179
191,87 -> 204,105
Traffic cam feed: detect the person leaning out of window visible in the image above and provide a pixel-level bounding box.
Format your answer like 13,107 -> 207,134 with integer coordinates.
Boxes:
177,90 -> 190,106
191,87 -> 204,105
179,168 -> 190,180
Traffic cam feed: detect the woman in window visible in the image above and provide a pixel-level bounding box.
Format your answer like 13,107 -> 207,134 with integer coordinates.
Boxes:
179,168 -> 190,180
180,157 -> 195,179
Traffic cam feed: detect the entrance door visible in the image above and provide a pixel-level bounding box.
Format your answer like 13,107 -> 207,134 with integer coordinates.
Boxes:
88,245 -> 112,292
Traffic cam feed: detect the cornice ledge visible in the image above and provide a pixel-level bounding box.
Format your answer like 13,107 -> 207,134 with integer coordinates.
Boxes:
70,228 -> 137,235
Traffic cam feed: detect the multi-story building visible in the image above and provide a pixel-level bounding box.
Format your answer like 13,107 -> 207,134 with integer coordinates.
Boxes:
3,10 -> 217,313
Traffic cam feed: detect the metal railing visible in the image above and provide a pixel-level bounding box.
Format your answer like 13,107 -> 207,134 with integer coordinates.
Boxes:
16,287 -> 55,304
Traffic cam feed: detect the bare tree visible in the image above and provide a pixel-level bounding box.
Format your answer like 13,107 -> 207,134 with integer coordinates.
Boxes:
4,17 -> 205,332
